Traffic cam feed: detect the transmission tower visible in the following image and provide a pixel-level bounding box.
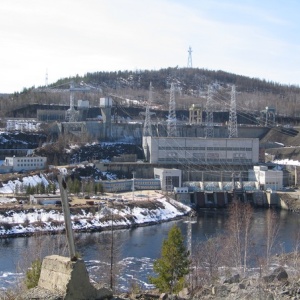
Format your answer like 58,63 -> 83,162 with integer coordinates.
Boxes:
204,85 -> 214,138
187,46 -> 193,68
143,82 -> 153,137
167,83 -> 177,137
228,85 -> 238,138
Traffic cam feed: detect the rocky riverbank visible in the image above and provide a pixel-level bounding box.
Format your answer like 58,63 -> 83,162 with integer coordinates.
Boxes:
18,266 -> 300,300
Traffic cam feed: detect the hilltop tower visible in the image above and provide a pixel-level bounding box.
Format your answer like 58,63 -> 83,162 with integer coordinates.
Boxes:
45,69 -> 48,87
187,46 -> 193,68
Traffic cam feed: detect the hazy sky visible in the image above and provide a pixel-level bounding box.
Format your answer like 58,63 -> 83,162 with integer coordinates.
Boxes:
1,0 -> 300,93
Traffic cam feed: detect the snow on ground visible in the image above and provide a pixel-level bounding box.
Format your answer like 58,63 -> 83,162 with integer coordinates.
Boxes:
273,158 -> 300,166
0,174 -> 49,194
0,196 -> 191,237
0,197 -> 17,205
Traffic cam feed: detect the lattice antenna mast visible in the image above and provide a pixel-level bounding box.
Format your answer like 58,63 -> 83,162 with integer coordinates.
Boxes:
228,85 -> 238,138
204,85 -> 214,138
187,46 -> 193,68
45,69 -> 48,87
143,82 -> 153,137
167,83 -> 177,137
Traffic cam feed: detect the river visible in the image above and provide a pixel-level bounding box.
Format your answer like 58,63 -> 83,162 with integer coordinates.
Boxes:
0,208 -> 299,291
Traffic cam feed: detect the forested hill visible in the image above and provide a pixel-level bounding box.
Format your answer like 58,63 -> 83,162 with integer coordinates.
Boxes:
82,67 -> 300,95
2,67 -> 300,118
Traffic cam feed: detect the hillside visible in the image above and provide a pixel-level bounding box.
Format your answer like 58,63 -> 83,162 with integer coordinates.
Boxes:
2,68 -> 300,121
260,126 -> 300,162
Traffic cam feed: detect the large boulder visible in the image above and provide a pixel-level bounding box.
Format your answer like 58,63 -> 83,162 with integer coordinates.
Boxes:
211,285 -> 229,297
272,266 -> 288,281
224,274 -> 240,284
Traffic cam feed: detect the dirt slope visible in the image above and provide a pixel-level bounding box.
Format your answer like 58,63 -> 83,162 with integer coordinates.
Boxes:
261,127 -> 300,161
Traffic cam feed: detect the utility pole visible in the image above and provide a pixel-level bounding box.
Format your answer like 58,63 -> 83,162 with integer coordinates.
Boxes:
132,171 -> 136,201
110,202 -> 114,290
58,174 -> 77,261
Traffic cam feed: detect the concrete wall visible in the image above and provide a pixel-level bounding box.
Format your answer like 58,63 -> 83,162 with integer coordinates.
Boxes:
82,121 -> 270,142
96,161 -> 252,181
38,255 -> 112,300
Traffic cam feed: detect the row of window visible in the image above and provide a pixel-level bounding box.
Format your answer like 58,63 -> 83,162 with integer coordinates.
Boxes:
17,158 -> 44,162
17,163 -> 44,167
159,147 -> 252,151
163,152 -> 248,159
17,163 -> 43,167
135,181 -> 160,185
159,147 -> 206,150
103,180 -> 161,192
158,158 -> 253,163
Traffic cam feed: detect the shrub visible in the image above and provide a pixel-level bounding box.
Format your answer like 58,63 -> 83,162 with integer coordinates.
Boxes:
0,222 -> 12,231
25,259 -> 42,289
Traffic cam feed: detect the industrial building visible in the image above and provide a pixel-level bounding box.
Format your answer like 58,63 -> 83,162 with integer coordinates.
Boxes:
101,178 -> 161,193
143,136 -> 259,165
154,168 -> 182,191
2,156 -> 47,173
249,165 -> 283,191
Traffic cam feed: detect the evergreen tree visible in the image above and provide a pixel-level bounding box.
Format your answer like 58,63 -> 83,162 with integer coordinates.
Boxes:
40,182 -> 46,194
25,259 -> 42,289
149,224 -> 190,294
74,178 -> 81,195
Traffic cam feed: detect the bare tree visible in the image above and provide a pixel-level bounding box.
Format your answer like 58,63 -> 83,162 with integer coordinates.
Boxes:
92,204 -> 124,293
224,201 -> 254,274
192,235 -> 223,286
265,209 -> 280,269
291,229 -> 300,273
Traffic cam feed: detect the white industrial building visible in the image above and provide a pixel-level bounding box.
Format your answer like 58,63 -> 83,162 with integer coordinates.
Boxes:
249,165 -> 283,191
3,156 -> 47,172
6,119 -> 39,132
154,168 -> 182,191
143,136 -> 259,165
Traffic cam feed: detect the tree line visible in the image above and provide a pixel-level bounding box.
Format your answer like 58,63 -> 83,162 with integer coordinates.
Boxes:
2,67 -> 300,119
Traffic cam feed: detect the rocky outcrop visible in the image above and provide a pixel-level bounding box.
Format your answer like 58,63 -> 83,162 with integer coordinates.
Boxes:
279,193 -> 300,213
189,267 -> 298,299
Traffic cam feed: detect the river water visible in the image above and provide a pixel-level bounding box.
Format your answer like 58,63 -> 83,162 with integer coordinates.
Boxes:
0,208 -> 300,291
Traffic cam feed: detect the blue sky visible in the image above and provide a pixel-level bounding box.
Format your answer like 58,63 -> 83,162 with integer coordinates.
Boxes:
1,0 -> 300,93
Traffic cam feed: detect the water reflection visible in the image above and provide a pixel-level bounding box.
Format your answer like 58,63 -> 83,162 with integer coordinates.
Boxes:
0,208 -> 299,291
